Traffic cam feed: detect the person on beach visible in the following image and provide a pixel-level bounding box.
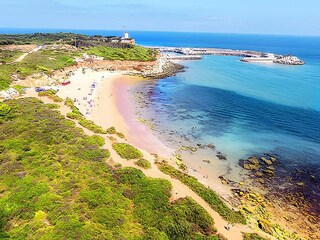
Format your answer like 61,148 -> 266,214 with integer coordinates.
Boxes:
225,222 -> 232,231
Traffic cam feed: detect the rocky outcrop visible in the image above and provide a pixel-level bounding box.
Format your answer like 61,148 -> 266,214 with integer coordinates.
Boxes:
274,55 -> 304,65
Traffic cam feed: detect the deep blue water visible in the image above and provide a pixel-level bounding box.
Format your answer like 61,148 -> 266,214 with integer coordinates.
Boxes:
2,28 -> 320,196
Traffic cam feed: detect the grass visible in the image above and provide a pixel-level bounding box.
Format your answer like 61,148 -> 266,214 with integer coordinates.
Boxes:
38,89 -> 63,102
64,97 -> 108,134
0,98 -> 221,239
135,158 -> 152,169
0,49 -> 79,90
0,49 -> 23,63
78,118 -> 107,134
157,162 -> 246,224
0,64 -> 15,90
112,143 -> 143,160
17,49 -> 78,78
243,233 -> 268,240
87,45 -> 157,61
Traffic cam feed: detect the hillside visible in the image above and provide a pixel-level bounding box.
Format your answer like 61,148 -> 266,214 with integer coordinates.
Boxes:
0,98 -> 219,239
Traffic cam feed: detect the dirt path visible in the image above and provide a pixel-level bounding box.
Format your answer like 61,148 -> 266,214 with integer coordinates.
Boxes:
14,45 -> 42,63
25,90 -> 274,240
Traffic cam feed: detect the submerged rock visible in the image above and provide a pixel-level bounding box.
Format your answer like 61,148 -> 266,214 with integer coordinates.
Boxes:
261,157 -> 273,165
262,169 -> 275,176
248,157 -> 259,165
216,153 -> 227,160
207,144 -> 215,149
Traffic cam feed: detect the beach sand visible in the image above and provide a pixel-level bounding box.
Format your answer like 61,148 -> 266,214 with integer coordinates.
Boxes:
28,68 -> 275,239
57,68 -> 174,158
57,68 -> 234,198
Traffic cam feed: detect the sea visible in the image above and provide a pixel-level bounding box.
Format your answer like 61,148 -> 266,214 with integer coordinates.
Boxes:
2,28 -> 320,204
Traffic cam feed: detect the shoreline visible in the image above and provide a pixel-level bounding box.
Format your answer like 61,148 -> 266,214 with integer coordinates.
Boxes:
55,67 -> 236,199
26,53 -> 316,239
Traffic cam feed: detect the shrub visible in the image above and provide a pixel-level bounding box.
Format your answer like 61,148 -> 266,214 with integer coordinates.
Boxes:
135,158 -> 151,169
13,85 -> 26,94
107,126 -> 116,134
66,112 -> 81,120
90,135 -> 106,147
0,103 -> 11,116
38,89 -> 63,102
243,233 -> 268,240
46,103 -> 60,109
112,143 -> 143,160
116,132 -> 125,139
87,45 -> 157,62
157,162 -> 246,224
78,118 -> 107,134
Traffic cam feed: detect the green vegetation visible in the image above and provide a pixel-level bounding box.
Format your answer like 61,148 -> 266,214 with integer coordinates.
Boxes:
243,233 -> 268,240
0,33 -> 127,47
157,162 -> 246,224
78,118 -> 107,134
0,33 -> 84,45
107,126 -> 116,134
87,45 -> 157,61
38,89 -> 63,102
113,143 -> 143,159
107,126 -> 126,139
135,158 -> 152,169
114,167 -> 218,239
0,98 -> 220,239
0,103 -> 11,117
0,49 -> 78,90
65,97 -> 82,116
0,64 -> 15,90
12,85 -> 27,94
18,49 -> 78,78
0,49 -> 22,63
64,97 -> 107,134
45,103 -> 60,109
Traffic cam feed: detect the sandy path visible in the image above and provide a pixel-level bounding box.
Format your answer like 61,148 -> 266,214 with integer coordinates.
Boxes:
25,71 -> 274,240
14,45 -> 43,63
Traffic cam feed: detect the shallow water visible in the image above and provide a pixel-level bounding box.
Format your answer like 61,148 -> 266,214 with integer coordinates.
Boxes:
132,38 -> 320,202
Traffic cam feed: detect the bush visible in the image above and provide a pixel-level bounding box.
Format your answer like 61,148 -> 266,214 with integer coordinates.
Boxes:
107,126 -> 116,134
66,112 -> 82,120
87,46 -> 157,62
38,90 -> 63,102
0,103 -> 11,116
243,233 -> 268,240
90,135 -> 106,147
78,118 -> 107,134
46,103 -> 60,109
112,143 -> 143,160
135,158 -> 151,169
157,162 -> 246,224
13,85 -> 26,94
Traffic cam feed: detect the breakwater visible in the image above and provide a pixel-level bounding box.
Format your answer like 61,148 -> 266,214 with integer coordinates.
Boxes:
152,47 -> 304,65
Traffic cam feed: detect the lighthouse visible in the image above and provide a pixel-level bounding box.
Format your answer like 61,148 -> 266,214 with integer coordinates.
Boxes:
120,31 -> 135,45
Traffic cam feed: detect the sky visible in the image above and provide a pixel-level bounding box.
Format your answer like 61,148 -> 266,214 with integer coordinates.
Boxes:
0,0 -> 319,35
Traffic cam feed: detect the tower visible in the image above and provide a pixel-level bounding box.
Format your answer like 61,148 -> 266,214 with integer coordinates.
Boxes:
124,31 -> 129,39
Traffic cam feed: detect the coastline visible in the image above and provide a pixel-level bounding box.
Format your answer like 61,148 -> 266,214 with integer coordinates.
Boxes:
52,68 -> 261,240
56,63 -> 317,239
55,67 -> 236,199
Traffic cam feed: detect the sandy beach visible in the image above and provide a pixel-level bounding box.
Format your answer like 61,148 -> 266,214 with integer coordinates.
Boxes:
45,68 -> 265,239
57,68 -> 174,157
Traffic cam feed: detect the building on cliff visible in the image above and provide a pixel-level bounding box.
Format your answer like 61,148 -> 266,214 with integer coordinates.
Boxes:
120,31 -> 135,45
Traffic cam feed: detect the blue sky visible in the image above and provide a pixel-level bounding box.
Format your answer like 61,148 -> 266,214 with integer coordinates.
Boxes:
0,0 -> 319,35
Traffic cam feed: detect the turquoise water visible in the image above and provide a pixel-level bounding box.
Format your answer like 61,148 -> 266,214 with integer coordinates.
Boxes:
2,28 -> 320,201
130,33 -> 320,203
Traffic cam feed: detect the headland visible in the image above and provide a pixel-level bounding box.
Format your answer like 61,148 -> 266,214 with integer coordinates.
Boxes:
0,32 -> 317,239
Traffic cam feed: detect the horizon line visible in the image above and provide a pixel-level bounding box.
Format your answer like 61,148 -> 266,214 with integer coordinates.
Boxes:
0,27 -> 320,37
